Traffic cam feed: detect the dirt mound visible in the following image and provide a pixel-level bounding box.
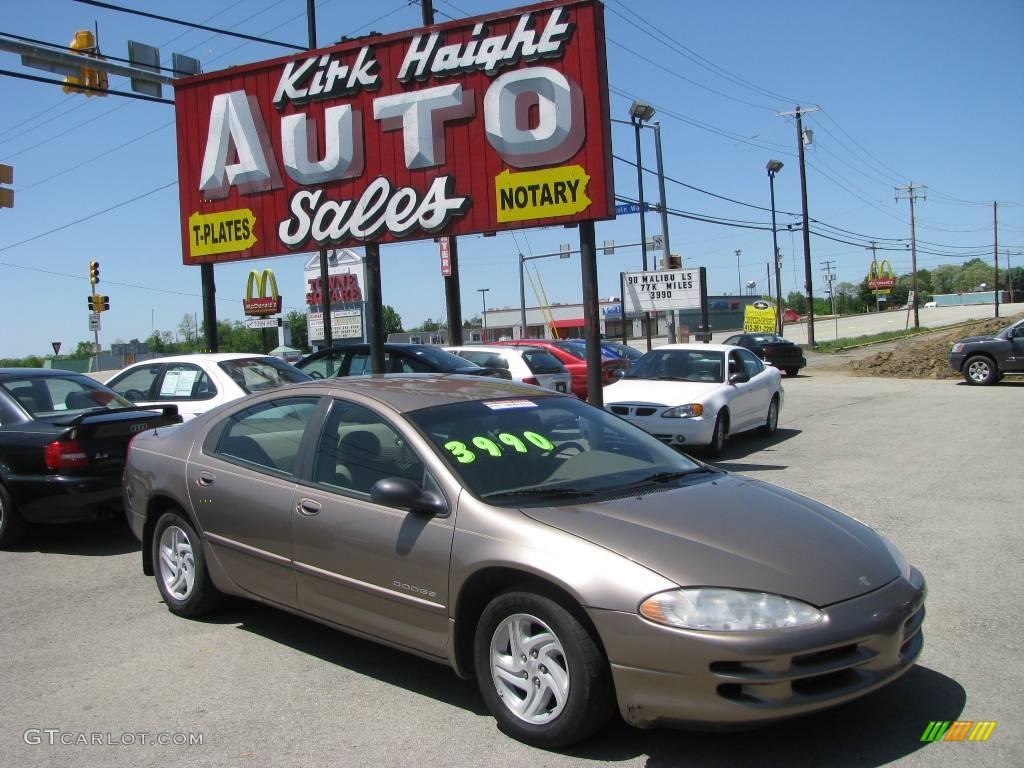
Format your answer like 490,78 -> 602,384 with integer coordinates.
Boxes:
848,313 -> 1023,379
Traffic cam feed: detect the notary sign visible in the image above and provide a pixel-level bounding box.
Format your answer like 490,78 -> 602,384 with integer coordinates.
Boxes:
622,269 -> 702,314
173,0 -> 613,265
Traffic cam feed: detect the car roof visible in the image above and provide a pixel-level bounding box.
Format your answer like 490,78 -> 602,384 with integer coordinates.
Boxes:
446,345 -> 536,354
284,374 -> 561,413
652,343 -> 737,352
122,353 -> 276,366
0,368 -> 90,380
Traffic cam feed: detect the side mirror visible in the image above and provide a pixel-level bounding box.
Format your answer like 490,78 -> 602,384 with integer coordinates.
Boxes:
729,371 -> 749,385
370,477 -> 447,516
611,367 -> 626,381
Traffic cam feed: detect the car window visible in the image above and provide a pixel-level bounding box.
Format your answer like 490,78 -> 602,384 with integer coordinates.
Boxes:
155,363 -> 218,401
207,397 -> 319,476
217,357 -> 311,393
390,351 -> 433,373
312,399 -> 425,497
723,336 -> 741,346
521,348 -> 564,374
346,352 -> 371,375
300,351 -> 343,379
1,375 -> 132,418
737,348 -> 765,377
107,364 -> 162,401
459,351 -> 510,370
551,342 -> 585,360
408,396 -> 701,505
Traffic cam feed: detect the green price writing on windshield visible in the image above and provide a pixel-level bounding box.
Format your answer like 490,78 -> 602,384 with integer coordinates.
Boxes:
444,431 -> 555,464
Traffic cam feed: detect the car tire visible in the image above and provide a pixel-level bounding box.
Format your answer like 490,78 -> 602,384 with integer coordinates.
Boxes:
785,368 -> 800,377
760,395 -> 780,436
963,355 -> 997,386
706,410 -> 728,458
474,591 -> 614,749
0,482 -> 27,548
152,510 -> 225,618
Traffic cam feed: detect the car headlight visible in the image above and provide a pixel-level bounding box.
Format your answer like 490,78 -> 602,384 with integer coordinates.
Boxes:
639,588 -> 823,631
951,343 -> 965,353
662,403 -> 704,418
880,534 -> 912,581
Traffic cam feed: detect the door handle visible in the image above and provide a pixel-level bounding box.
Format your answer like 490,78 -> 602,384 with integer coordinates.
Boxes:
197,471 -> 216,486
297,498 -> 322,516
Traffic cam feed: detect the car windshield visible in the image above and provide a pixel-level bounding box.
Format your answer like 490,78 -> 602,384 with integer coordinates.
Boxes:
405,346 -> 481,370
1,375 -> 132,418
521,348 -> 565,374
605,343 -> 643,361
551,341 -> 586,360
624,349 -> 725,383
407,396 -> 703,506
217,358 -> 311,393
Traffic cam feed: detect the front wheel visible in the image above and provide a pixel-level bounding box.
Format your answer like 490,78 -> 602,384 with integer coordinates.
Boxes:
152,511 -> 224,618
706,411 -> 728,458
963,355 -> 997,386
474,592 -> 614,749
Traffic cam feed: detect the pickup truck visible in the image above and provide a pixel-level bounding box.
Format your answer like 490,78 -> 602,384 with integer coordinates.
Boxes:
948,318 -> 1024,385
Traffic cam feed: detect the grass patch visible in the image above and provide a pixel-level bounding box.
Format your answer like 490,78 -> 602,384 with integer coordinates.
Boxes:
815,326 -> 932,353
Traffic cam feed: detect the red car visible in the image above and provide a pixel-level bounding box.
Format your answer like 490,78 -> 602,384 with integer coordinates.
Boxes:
491,340 -> 629,399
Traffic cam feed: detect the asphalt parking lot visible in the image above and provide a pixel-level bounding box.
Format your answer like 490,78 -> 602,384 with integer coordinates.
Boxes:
1,366 -> 1019,768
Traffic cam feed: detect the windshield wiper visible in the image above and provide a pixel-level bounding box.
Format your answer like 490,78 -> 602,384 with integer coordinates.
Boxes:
617,468 -> 717,489
484,486 -> 594,500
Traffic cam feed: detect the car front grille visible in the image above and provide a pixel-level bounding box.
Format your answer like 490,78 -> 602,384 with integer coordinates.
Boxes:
710,601 -> 924,709
609,404 -> 660,417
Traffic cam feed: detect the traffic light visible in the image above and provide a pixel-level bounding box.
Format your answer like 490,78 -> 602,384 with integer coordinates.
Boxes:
86,294 -> 109,312
0,164 -> 11,209
89,260 -> 99,285
101,295 -> 110,311
87,296 -> 95,311
62,30 -> 109,97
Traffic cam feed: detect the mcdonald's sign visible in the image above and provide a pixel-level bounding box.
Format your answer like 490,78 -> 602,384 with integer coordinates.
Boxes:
243,269 -> 282,316
867,258 -> 897,293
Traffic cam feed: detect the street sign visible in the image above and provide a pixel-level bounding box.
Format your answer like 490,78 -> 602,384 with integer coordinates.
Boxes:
88,313 -> 100,331
244,317 -> 283,329
51,341 -> 61,356
650,234 -> 664,251
615,202 -> 650,216
603,239 -> 615,255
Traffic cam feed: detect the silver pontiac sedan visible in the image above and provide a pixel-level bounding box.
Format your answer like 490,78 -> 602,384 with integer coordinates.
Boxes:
124,376 -> 925,748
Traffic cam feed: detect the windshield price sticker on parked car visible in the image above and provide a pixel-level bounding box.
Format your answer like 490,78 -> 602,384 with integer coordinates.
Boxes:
444,431 -> 555,463
483,399 -> 538,410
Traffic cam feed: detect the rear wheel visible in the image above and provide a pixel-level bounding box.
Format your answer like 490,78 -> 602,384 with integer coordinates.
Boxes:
963,355 -> 997,386
706,411 -> 728,458
474,592 -> 614,748
152,511 -> 224,618
0,483 -> 27,548
760,395 -> 780,436
785,368 -> 800,377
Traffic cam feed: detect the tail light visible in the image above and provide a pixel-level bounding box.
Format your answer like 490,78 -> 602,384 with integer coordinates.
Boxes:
44,439 -> 89,471
522,377 -> 540,386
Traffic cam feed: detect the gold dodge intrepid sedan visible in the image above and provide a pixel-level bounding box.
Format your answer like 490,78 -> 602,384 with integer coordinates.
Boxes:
124,376 -> 925,748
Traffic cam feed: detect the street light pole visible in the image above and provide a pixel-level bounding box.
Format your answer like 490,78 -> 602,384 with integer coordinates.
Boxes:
652,121 -> 674,343
518,253 -> 528,340
767,160 -> 784,335
629,100 -> 656,351
477,288 -> 490,342
735,249 -> 742,296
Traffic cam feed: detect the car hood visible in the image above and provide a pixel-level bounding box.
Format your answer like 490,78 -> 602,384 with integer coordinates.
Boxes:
521,474 -> 898,607
954,334 -> 999,345
604,378 -> 721,405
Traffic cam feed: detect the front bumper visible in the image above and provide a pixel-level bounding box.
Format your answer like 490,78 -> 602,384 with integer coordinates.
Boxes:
588,567 -> 926,729
6,473 -> 124,524
948,353 -> 965,373
612,411 -> 716,448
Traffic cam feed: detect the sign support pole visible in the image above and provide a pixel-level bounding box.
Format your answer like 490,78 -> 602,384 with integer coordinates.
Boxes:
619,271 -> 628,346
580,221 -> 603,407
365,243 -> 386,374
201,263 -> 217,352
699,267 -> 710,343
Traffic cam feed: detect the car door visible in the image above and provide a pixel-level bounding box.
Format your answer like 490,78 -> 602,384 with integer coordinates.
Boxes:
152,362 -> 220,419
725,349 -> 762,430
188,395 -> 321,608
291,397 -> 454,658
1008,322 -> 1024,371
735,349 -> 775,428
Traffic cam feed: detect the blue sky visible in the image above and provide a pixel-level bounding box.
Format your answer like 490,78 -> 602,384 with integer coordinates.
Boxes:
2,0 -> 1022,358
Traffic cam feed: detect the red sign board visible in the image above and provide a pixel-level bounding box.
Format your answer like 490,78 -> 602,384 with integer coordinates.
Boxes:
174,0 -> 613,265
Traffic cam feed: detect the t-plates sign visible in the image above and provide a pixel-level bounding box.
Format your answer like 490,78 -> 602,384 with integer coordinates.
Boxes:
173,0 -> 613,264
622,269 -> 702,314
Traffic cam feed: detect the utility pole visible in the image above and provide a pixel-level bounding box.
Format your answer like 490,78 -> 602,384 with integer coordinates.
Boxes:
993,201 -> 999,319
653,122 -> 675,344
895,183 -> 926,329
421,0 -> 463,346
632,119 -> 651,351
821,259 -> 837,339
735,249 -> 742,296
778,106 -> 819,348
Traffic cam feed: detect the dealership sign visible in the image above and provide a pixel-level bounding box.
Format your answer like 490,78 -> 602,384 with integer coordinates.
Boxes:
173,0 -> 613,264
622,269 -> 703,314
743,301 -> 777,334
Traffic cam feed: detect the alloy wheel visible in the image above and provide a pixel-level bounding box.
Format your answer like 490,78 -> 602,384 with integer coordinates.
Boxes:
158,525 -> 196,601
489,613 -> 570,725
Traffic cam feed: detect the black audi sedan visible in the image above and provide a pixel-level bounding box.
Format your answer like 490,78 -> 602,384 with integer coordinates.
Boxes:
0,369 -> 180,547
723,333 -> 807,377
296,343 -> 510,380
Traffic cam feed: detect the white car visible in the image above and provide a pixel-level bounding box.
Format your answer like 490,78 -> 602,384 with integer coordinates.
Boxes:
445,345 -> 572,393
105,353 -> 311,420
602,344 -> 784,457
